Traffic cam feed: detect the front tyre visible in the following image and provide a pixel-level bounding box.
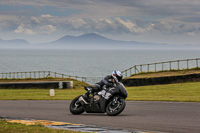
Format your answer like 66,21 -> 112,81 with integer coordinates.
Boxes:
69,95 -> 85,115
106,97 -> 126,116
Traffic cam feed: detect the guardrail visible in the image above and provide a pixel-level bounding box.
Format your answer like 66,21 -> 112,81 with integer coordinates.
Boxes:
122,58 -> 200,77
1,58 -> 200,84
0,71 -> 87,82
0,81 -> 73,89
0,71 -> 104,85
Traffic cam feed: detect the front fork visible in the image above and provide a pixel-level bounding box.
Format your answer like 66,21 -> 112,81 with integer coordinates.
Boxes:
112,97 -> 119,104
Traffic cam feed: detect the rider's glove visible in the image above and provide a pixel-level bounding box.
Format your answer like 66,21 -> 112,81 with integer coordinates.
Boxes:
106,83 -> 114,88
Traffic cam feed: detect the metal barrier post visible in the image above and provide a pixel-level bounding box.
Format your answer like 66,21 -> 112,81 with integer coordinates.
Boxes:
177,60 -> 180,70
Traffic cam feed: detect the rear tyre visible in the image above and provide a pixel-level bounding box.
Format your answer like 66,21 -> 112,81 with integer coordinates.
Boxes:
69,95 -> 85,115
106,97 -> 126,116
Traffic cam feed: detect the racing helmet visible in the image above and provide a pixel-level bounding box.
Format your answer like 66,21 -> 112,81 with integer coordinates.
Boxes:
112,70 -> 123,82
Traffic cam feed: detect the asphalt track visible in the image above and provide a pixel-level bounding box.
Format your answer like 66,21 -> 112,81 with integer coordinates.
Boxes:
0,100 -> 200,133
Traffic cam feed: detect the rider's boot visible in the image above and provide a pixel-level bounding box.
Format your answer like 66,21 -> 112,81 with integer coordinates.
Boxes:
79,92 -> 90,104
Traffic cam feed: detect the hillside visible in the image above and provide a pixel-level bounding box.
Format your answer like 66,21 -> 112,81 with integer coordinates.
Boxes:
122,69 -> 200,86
45,33 -> 172,49
1,33 -> 200,49
0,39 -> 30,48
128,69 -> 200,79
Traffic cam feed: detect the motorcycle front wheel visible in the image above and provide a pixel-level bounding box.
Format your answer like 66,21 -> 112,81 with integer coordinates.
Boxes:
69,95 -> 85,115
106,97 -> 126,116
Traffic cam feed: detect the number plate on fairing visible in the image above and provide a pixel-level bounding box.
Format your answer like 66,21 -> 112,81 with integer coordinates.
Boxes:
98,90 -> 111,100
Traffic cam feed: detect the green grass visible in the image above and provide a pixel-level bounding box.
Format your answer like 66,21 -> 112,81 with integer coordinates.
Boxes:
0,78 -> 88,100
0,119 -> 83,133
0,88 -> 85,100
0,78 -> 89,89
0,82 -> 200,102
126,82 -> 200,102
129,67 -> 200,78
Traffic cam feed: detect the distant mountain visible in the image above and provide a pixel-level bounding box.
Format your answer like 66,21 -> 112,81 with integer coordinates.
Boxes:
42,33 -> 173,49
0,39 -> 30,45
51,33 -> 117,44
1,33 -> 200,49
0,39 -> 30,48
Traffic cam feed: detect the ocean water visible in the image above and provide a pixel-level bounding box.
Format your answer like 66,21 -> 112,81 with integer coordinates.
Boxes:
0,49 -> 200,83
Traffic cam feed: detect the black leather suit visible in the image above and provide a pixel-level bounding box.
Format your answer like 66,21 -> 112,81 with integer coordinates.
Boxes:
93,75 -> 114,92
84,75 -> 114,97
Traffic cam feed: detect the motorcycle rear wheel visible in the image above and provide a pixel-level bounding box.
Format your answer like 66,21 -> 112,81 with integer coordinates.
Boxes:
106,97 -> 126,116
69,95 -> 85,115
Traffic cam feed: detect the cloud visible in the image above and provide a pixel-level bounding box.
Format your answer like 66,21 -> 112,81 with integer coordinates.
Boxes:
40,14 -> 53,18
40,25 -> 56,34
53,17 -> 148,34
1,0 -> 200,20
1,0 -> 200,23
152,21 -> 200,35
176,15 -> 200,23
0,0 -> 200,44
3,14 -> 200,37
102,0 -> 200,15
14,24 -> 35,35
0,15 -> 20,31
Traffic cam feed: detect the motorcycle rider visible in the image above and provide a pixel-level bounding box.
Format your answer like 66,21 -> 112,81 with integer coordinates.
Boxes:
80,70 -> 123,104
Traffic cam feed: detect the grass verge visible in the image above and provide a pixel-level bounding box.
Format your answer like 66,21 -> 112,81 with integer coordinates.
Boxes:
0,82 -> 200,102
0,88 -> 85,100
129,68 -> 200,78
126,82 -> 200,102
0,119 -> 83,133
0,78 -> 89,89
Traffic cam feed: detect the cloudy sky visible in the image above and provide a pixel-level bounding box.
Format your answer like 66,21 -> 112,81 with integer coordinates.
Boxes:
0,0 -> 200,45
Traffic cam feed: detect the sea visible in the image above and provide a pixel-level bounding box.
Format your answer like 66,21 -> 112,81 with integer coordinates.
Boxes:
0,49 -> 200,83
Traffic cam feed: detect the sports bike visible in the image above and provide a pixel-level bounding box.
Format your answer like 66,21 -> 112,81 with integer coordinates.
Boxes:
69,81 -> 127,116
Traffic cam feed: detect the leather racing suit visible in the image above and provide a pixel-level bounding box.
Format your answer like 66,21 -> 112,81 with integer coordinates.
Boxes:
83,75 -> 114,98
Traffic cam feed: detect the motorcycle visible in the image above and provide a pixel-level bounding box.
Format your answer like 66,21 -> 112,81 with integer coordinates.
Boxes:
69,80 -> 127,116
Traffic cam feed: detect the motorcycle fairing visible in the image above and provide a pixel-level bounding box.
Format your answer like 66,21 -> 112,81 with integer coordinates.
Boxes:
98,87 -> 119,100
82,82 -> 127,114
83,97 -> 107,113
115,82 -> 128,99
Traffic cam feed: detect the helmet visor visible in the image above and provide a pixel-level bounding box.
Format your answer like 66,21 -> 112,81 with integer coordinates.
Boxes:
116,75 -> 123,81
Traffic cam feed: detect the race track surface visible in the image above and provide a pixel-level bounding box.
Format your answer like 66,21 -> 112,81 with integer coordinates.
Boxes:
0,100 -> 200,133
